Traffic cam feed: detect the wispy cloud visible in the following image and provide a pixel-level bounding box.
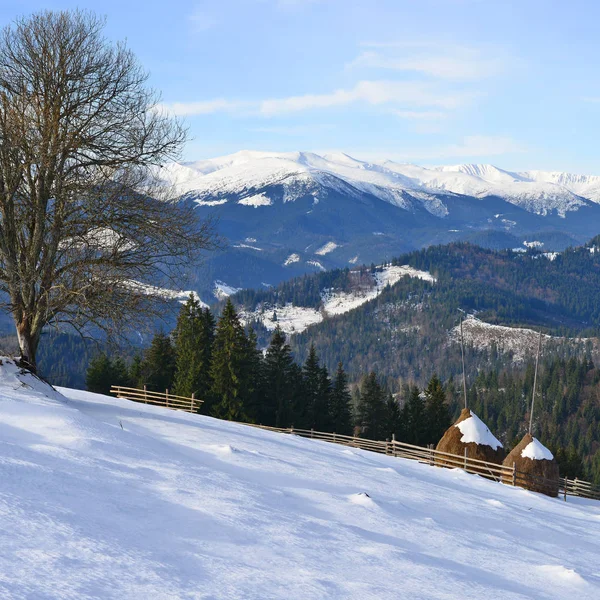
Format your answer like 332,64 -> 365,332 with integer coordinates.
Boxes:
160,80 -> 474,117
582,96 -> 600,103
259,80 -> 472,115
347,43 -> 506,81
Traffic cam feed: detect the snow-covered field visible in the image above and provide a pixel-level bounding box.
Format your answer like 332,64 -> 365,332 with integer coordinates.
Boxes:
0,359 -> 599,599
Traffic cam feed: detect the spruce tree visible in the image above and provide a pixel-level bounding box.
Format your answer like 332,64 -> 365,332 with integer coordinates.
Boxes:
172,295 -> 213,406
402,385 -> 427,445
262,326 -> 295,427
303,344 -> 322,428
386,393 -> 403,440
209,299 -> 249,421
424,374 -> 452,445
86,353 -> 113,394
315,365 -> 332,431
142,332 -> 176,392
356,372 -> 388,440
242,327 -> 264,423
330,362 -> 353,435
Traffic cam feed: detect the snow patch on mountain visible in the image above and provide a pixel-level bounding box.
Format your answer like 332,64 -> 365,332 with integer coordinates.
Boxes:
315,241 -> 339,256
243,265 -> 436,334
307,260 -> 326,271
213,280 -> 242,300
283,253 -> 301,266
238,193 -> 272,207
123,280 -> 207,307
451,315 -> 599,363
242,304 -> 323,334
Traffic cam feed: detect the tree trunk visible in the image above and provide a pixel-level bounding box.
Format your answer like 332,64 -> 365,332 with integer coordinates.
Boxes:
15,319 -> 39,373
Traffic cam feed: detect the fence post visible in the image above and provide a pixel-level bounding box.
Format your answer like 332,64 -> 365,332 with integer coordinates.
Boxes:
190,392 -> 195,413
166,389 -> 169,408
144,385 -> 147,404
392,434 -> 396,457
512,462 -> 516,486
311,428 -> 314,439
464,447 -> 468,471
429,444 -> 434,467
333,432 -> 336,443
564,477 -> 568,502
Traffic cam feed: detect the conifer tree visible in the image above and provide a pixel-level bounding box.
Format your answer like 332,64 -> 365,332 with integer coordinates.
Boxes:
209,299 -> 249,421
303,344 -> 322,428
424,374 -> 452,445
386,393 -> 403,440
356,372 -> 388,440
402,385 -> 427,445
172,296 -> 213,407
242,327 -> 264,423
142,332 -> 176,392
86,353 -> 113,395
262,326 -> 295,427
330,362 -> 353,435
86,353 -> 131,394
315,365 -> 333,431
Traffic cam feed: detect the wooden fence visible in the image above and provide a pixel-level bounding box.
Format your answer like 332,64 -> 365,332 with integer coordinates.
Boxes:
110,385 -> 202,413
244,424 -> 600,502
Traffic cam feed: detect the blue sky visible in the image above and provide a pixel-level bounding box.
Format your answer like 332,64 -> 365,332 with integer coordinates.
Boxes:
2,0 -> 600,172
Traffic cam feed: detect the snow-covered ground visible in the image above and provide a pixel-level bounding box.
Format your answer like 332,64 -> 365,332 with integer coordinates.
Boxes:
0,360 -> 599,599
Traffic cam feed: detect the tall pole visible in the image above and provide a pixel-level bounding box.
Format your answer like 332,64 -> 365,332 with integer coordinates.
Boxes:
460,315 -> 468,410
529,330 -> 543,435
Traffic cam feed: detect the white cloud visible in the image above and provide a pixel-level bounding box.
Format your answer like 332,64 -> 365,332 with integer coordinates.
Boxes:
160,80 -> 472,117
348,43 -> 507,81
259,80 -> 472,115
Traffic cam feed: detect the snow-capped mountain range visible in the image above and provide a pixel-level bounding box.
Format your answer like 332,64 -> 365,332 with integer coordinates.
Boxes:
164,150 -> 600,218
162,151 -> 600,304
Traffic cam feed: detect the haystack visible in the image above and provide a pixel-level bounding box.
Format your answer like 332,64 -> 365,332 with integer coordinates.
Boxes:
436,408 -> 505,474
502,433 -> 559,497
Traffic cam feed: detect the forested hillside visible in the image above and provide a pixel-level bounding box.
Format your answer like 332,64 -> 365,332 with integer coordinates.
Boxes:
223,236 -> 600,385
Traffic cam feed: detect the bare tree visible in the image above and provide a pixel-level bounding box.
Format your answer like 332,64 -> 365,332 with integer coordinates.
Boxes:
0,10 -> 213,370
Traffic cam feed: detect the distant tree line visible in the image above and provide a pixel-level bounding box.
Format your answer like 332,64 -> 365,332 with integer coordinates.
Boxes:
86,296 -> 452,442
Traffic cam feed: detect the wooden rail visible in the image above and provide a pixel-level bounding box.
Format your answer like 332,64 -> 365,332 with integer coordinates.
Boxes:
110,385 -> 202,413
244,424 -> 600,502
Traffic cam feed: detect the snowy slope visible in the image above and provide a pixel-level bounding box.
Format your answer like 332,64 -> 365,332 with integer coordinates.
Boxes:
161,150 -> 600,218
0,361 -> 599,599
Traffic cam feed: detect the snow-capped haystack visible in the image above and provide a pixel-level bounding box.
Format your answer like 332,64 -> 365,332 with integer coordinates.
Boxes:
436,408 -> 505,470
502,433 -> 560,497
